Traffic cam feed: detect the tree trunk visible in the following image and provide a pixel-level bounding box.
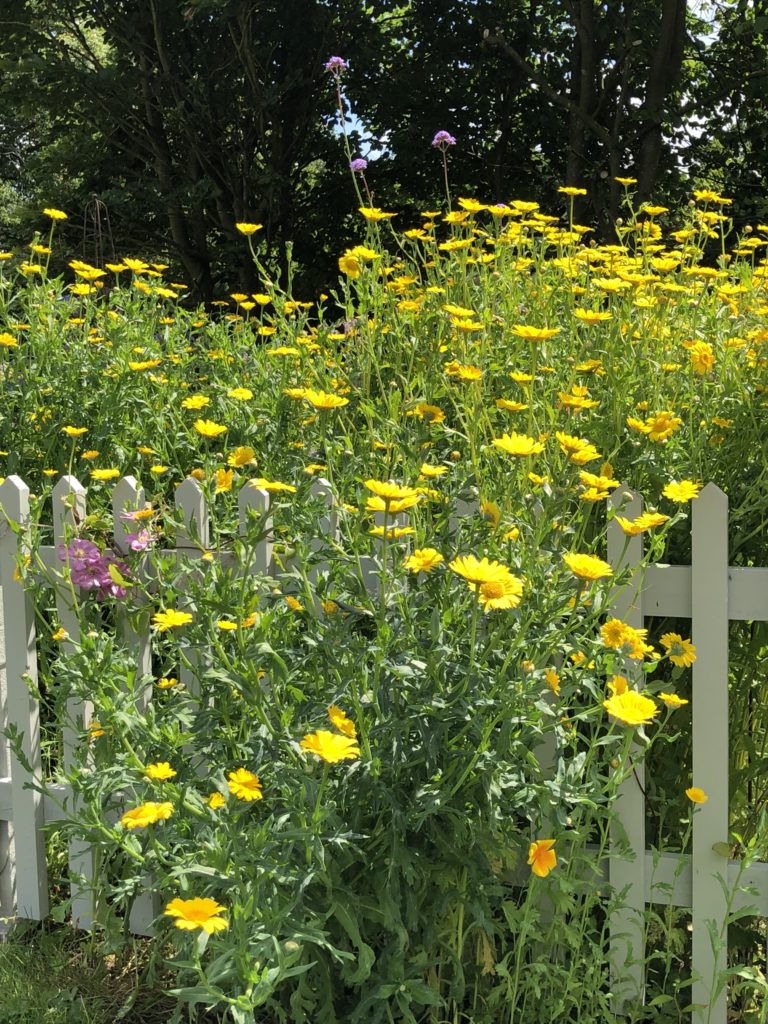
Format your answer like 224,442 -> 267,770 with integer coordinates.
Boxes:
637,0 -> 687,201
566,0 -> 597,188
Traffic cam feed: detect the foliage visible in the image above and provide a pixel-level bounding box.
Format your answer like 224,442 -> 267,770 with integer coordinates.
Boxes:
684,0 -> 768,229
2,1 -> 768,297
1,153 -> 768,1021
0,0 -> 373,299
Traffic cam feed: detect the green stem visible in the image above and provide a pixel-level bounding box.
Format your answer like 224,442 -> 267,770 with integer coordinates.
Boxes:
379,509 -> 389,618
312,764 -> 330,826
467,590 -> 480,687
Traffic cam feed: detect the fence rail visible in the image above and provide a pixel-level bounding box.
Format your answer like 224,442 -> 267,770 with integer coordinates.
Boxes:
0,474 -> 766,1023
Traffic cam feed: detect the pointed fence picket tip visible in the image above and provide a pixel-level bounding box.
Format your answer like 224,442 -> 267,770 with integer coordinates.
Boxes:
309,477 -> 338,531
697,481 -> 727,500
0,475 -> 31,524
608,483 -> 641,510
239,484 -> 270,518
174,476 -> 205,505
51,476 -> 87,543
308,476 -> 334,504
693,482 -> 728,525
112,476 -> 145,553
51,475 -> 87,502
174,476 -> 209,549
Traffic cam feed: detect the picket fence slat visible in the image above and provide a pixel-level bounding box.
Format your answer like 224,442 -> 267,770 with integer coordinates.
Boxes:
0,475 -> 766,1024
50,475 -> 98,930
607,486 -> 646,1009
112,477 -> 153,708
175,478 -> 209,702
113,478 -> 159,936
175,476 -> 210,555
238,484 -> 272,577
0,585 -> 11,931
691,485 -> 730,1024
0,477 -> 48,922
308,477 -> 337,587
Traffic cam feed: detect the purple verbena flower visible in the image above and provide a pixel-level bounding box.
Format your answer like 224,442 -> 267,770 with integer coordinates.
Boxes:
325,56 -> 347,74
350,158 -> 368,173
432,130 -> 457,149
434,130 -> 456,148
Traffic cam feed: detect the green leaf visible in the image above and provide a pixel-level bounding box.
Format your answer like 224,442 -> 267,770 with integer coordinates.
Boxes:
330,901 -> 376,984
108,562 -> 130,587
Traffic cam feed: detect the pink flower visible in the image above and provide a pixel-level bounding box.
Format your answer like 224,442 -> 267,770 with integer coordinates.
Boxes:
58,538 -> 101,568
59,539 -> 130,600
125,530 -> 152,552
70,560 -> 108,590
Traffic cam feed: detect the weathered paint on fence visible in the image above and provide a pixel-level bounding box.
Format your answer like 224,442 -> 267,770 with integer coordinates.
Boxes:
0,475 -> 765,1024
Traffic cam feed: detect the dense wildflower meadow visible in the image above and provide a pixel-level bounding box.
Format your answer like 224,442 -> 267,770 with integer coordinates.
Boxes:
2,82 -> 768,1023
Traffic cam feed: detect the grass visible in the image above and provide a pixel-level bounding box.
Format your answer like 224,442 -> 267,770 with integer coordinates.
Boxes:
0,920 -> 179,1023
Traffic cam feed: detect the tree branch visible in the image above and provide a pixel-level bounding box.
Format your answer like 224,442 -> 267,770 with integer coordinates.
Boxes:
482,30 -> 612,145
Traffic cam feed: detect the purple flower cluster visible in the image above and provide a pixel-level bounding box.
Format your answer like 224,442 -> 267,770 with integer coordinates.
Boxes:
350,158 -> 368,173
324,56 -> 347,75
58,538 -> 131,600
432,130 -> 456,149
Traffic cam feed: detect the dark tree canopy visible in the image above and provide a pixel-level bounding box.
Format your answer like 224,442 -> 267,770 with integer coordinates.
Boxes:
0,0 -> 765,300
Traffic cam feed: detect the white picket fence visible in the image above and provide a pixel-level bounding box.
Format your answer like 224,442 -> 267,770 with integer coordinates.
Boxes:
0,473 -> 765,1023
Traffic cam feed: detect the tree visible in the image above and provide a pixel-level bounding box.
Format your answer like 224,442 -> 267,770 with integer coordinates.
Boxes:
483,0 -> 693,225
0,0 -> 377,300
1,0 -> 762,291
683,0 -> 768,227
347,0 -> 705,230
